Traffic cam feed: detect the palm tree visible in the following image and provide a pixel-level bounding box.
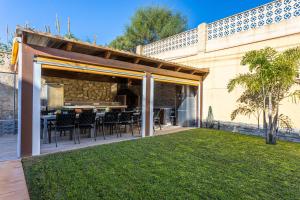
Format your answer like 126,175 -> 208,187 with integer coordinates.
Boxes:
230,90 -> 263,130
228,47 -> 300,144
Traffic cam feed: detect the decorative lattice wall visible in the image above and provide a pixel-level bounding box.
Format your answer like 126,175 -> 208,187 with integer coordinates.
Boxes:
142,0 -> 300,55
142,28 -> 198,56
207,0 -> 300,40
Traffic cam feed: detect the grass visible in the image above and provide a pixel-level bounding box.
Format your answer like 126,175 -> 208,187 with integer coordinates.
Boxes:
23,129 -> 300,200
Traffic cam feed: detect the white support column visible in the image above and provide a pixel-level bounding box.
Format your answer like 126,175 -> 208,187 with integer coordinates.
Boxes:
141,74 -> 154,137
32,62 -> 41,155
149,77 -> 154,136
141,76 -> 146,137
197,82 -> 201,128
16,39 -> 22,158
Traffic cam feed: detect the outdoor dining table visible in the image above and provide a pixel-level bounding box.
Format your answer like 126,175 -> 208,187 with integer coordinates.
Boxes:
41,112 -> 105,144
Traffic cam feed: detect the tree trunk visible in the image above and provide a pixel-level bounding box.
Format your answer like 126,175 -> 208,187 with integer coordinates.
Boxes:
263,110 -> 268,142
257,111 -> 260,130
272,108 -> 279,144
266,92 -> 276,144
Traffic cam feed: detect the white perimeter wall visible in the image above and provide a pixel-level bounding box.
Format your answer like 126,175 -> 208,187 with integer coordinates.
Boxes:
141,17 -> 300,131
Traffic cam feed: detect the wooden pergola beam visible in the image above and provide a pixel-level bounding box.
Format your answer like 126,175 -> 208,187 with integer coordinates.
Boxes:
176,67 -> 182,72
104,51 -> 111,59
66,43 -> 73,51
134,58 -> 140,64
30,44 -> 202,81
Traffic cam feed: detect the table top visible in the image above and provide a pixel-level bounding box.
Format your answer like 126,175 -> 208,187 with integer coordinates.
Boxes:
41,112 -> 105,119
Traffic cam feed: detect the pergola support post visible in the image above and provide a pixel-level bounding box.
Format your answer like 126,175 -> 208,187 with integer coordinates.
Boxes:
32,62 -> 41,155
142,73 -> 154,137
20,44 -> 34,157
196,81 -> 203,128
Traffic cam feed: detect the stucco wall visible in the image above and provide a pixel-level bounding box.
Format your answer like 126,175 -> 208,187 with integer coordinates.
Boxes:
140,15 -> 300,132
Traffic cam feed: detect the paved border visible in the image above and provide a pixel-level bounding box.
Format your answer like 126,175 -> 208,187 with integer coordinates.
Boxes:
0,160 -> 30,200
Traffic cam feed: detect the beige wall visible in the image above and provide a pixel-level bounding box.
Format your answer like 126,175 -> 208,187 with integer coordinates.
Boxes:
140,16 -> 300,131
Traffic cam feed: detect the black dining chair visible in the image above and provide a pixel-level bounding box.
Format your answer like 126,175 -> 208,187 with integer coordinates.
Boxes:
77,111 -> 96,143
170,108 -> 177,126
132,111 -> 141,135
96,114 -> 106,140
41,110 -> 56,143
153,109 -> 162,133
118,112 -> 134,137
54,112 -> 76,147
103,112 -> 119,137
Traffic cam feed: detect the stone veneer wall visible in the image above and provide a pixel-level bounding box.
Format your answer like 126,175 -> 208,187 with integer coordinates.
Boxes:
0,52 -> 17,135
43,76 -> 114,103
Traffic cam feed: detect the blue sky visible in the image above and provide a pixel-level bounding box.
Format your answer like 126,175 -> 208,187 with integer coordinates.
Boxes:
0,0 -> 272,45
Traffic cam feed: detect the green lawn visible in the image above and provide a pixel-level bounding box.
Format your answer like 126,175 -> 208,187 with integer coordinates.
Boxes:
23,129 -> 300,200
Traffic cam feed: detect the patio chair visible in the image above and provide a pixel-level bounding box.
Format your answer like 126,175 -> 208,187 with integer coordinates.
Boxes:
170,108 -> 177,126
132,111 -> 141,135
103,112 -> 119,137
96,114 -> 105,140
153,109 -> 162,133
54,112 -> 76,147
40,110 -> 56,143
118,112 -> 134,137
77,111 -> 96,143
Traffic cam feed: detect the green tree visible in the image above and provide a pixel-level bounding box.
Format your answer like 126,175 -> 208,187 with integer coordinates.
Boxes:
228,47 -> 300,144
109,36 -> 130,50
109,6 -> 187,51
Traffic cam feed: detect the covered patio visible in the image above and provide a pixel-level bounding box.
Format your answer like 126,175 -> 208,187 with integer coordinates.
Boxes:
10,27 -> 208,157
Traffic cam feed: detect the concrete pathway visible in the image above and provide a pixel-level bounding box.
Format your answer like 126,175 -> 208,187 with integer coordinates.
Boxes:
0,160 -> 30,200
0,134 -> 17,161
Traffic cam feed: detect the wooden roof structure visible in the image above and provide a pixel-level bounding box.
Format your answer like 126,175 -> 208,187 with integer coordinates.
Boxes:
13,27 -> 207,157
13,27 -> 208,80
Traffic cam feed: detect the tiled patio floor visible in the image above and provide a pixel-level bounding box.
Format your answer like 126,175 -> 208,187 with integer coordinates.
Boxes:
0,134 -> 17,161
0,160 -> 29,200
155,125 -> 194,135
41,126 -> 193,155
41,132 -> 140,155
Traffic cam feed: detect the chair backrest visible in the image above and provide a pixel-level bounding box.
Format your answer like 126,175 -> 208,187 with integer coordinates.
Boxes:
56,113 -> 76,126
41,110 -> 49,116
170,108 -> 176,116
119,112 -> 133,122
154,109 -> 161,118
132,112 -> 141,122
78,111 -> 96,125
104,112 -> 119,123
82,109 -> 94,113
111,108 -> 122,113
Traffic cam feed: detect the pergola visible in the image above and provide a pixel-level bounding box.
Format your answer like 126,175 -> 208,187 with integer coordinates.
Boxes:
10,27 -> 209,157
